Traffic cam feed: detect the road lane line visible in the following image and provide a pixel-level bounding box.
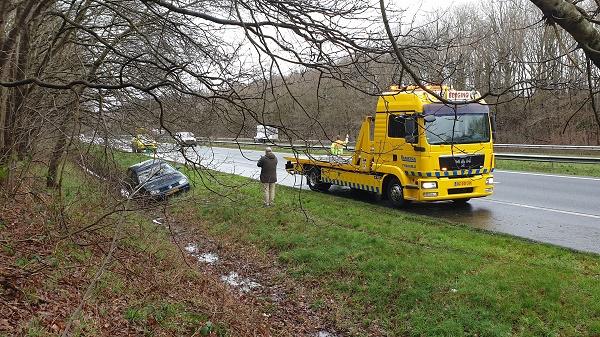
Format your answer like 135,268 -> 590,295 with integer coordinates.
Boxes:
480,199 -> 600,220
496,170 -> 600,182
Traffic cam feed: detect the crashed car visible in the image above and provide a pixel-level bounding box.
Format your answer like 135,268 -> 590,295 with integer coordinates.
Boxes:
174,131 -> 197,147
131,134 -> 158,153
126,159 -> 190,199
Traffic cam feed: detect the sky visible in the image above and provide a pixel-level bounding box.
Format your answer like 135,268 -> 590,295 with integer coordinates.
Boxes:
203,0 -> 480,85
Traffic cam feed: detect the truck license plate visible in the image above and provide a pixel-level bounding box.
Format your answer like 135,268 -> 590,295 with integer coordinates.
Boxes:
454,181 -> 472,187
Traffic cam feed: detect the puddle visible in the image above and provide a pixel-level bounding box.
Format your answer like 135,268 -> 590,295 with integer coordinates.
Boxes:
184,243 -> 219,264
197,252 -> 219,264
152,218 -> 164,225
221,272 -> 261,292
315,331 -> 338,337
184,243 -> 198,253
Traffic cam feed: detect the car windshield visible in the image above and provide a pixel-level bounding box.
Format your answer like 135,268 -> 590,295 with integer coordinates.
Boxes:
423,103 -> 490,145
137,163 -> 176,183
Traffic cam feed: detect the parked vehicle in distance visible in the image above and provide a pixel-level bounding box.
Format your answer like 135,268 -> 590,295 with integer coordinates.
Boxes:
126,159 -> 190,199
175,131 -> 197,146
131,134 -> 158,153
254,125 -> 278,143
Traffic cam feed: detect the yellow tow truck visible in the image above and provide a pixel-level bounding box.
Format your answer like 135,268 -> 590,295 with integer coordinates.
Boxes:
131,134 -> 158,153
284,85 -> 495,206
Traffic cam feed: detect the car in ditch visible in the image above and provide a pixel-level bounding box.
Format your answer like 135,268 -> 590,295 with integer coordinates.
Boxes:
126,159 -> 190,199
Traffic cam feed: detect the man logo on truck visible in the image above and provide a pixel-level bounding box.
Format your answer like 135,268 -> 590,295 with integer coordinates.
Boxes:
455,157 -> 472,167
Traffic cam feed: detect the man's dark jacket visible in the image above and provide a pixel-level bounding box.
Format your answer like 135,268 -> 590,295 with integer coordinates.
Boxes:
257,153 -> 278,183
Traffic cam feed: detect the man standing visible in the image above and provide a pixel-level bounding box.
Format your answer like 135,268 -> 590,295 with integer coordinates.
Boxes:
257,147 -> 278,207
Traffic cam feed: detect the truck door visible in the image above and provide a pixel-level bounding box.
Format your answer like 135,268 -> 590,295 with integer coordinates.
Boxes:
377,112 -> 422,170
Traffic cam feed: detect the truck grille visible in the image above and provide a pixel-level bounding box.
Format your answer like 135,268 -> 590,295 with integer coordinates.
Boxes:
448,187 -> 473,195
439,154 -> 484,171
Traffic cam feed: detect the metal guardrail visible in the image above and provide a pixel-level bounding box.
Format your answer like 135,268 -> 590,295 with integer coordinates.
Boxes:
209,138 -> 600,151
494,153 -> 600,164
205,139 -> 600,164
494,144 -> 600,152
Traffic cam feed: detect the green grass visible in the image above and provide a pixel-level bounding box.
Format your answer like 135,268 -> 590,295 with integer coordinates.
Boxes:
188,174 -> 599,336
124,301 -> 210,333
108,150 -> 600,336
496,159 -> 600,177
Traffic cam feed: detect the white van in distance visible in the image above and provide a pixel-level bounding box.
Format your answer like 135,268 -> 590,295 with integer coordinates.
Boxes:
254,125 -> 278,143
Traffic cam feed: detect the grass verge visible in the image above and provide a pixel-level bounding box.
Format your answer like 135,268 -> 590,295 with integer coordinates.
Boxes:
0,160 -> 268,336
496,159 -> 600,177
110,150 -> 600,337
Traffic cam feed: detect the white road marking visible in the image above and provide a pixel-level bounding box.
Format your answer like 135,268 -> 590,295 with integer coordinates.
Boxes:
496,170 -> 600,182
481,199 -> 600,220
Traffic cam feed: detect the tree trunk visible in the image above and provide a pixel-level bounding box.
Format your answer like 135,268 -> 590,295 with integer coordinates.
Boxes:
529,0 -> 600,69
46,113 -> 71,189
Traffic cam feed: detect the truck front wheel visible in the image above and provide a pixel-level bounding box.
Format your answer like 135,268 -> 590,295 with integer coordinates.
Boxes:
306,167 -> 331,192
386,177 -> 406,207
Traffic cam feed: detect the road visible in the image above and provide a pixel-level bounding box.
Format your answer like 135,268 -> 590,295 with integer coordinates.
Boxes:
156,144 -> 600,254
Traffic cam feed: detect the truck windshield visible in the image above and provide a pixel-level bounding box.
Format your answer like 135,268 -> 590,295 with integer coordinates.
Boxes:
423,103 -> 490,145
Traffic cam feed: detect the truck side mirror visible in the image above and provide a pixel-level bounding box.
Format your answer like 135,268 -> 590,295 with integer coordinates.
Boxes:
424,114 -> 436,123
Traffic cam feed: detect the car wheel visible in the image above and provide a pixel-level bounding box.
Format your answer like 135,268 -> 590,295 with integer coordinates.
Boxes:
306,167 -> 331,192
386,176 -> 406,207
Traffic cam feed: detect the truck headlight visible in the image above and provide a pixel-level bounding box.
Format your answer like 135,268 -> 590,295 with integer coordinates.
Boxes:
178,178 -> 187,185
149,189 -> 160,195
422,181 -> 438,189
486,177 -> 494,185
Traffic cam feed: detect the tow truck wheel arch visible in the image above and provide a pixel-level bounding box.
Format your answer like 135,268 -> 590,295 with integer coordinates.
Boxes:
304,165 -> 331,192
381,174 -> 410,207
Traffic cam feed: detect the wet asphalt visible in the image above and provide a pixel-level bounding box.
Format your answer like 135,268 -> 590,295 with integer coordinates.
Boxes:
158,145 -> 600,254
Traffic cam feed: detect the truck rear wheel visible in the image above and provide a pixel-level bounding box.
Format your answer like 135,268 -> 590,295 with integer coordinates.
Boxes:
306,167 -> 331,192
386,177 -> 406,207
